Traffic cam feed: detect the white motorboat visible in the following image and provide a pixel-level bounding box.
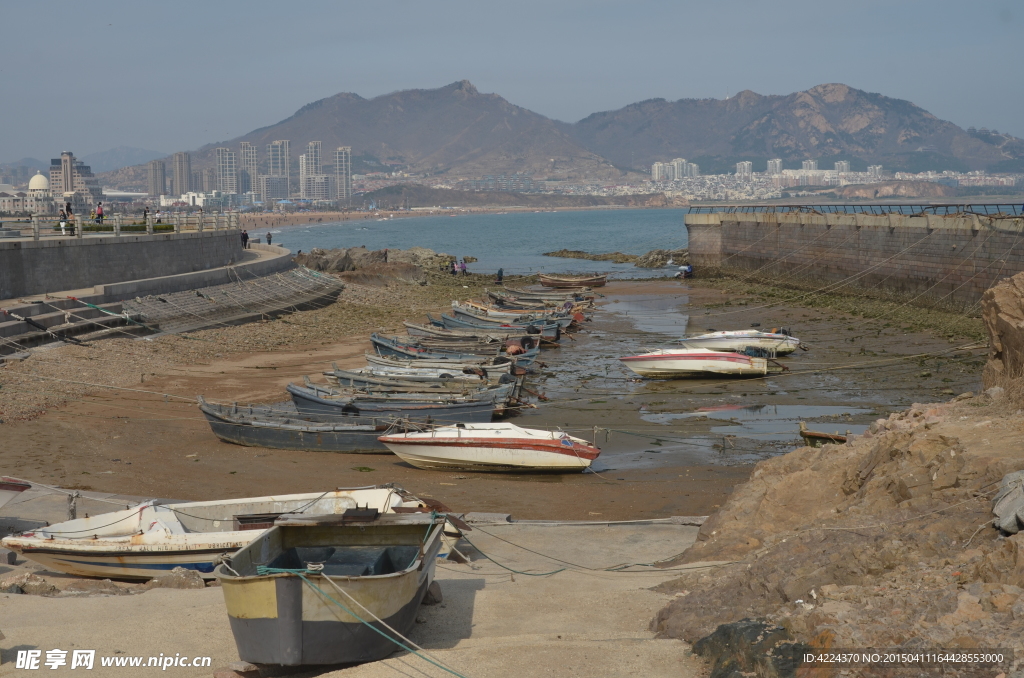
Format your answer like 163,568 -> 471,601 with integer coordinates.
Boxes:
378,423 -> 600,472
619,348 -> 772,378
1,486 -> 431,580
679,329 -> 800,354
0,477 -> 31,512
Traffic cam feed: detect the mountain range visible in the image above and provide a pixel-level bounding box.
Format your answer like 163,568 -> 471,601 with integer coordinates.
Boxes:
98,81 -> 1024,189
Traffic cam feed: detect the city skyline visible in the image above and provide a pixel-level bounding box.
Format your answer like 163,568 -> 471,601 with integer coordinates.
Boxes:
4,1 -> 1023,162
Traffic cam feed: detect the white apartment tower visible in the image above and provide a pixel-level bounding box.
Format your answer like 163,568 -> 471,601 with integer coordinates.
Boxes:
334,146 -> 352,202
802,159 -> 818,171
767,158 -> 783,174
239,142 -> 258,194
834,160 -> 851,173
651,162 -> 670,181
299,141 -> 331,199
736,161 -> 753,180
670,158 -> 687,180
215,148 -> 238,194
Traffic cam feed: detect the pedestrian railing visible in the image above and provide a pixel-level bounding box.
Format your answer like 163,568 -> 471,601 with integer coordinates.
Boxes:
4,213 -> 241,241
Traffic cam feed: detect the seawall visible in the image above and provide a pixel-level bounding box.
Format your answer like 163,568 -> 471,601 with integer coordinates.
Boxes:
684,211 -> 1024,306
0,231 -> 246,300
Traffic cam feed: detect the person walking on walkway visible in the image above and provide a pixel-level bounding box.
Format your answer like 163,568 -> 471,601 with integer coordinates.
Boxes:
142,207 -> 149,224
241,229 -> 250,249
96,202 -> 104,225
459,260 -> 467,276
266,232 -> 272,246
58,209 -> 67,235
450,260 -> 457,276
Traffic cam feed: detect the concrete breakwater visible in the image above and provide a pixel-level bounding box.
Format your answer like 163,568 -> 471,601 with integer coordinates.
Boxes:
0,230 -> 245,300
685,210 -> 1024,306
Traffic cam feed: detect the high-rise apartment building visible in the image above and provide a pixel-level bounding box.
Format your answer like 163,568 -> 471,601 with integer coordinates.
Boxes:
147,159 -> 166,196
687,163 -> 699,177
172,152 -> 192,196
802,159 -> 818,171
736,161 -> 753,180
216,148 -> 238,194
239,142 -> 258,194
767,158 -> 783,174
299,141 -> 330,199
670,158 -> 687,180
834,160 -> 850,173
651,162 -> 671,181
334,146 -> 352,202
267,140 -> 290,178
48,151 -> 102,209
867,165 -> 883,179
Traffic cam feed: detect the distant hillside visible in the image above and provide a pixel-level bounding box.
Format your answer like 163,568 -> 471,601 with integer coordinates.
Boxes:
362,184 -> 687,209
570,83 -> 1024,173
97,82 -> 1024,189
82,146 -> 167,173
192,80 -> 628,182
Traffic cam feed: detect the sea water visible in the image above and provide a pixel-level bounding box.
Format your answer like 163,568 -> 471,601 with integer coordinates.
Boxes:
254,208 -> 689,277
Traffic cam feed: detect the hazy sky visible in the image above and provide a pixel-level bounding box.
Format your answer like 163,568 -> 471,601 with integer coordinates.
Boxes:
4,0 -> 1022,162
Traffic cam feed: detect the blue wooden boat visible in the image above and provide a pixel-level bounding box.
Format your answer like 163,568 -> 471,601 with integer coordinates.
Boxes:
370,333 -> 540,366
197,398 -> 390,453
287,383 -> 501,423
434,313 -> 561,340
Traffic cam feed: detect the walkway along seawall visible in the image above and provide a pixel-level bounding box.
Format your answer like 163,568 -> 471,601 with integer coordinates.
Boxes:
685,209 -> 1024,307
0,230 -> 247,300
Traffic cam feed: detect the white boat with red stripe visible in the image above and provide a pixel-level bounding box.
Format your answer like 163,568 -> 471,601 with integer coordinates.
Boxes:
680,329 -> 800,354
0,477 -> 31,512
378,423 -> 600,472
619,348 -> 770,378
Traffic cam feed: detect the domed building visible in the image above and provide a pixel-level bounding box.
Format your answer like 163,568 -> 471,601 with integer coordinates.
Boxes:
0,171 -> 56,215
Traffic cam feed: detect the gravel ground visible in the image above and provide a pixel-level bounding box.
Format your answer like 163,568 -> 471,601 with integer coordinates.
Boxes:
0,268 -> 508,422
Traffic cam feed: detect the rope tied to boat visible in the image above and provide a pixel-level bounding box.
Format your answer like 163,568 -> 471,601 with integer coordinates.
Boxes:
252,565 -> 470,678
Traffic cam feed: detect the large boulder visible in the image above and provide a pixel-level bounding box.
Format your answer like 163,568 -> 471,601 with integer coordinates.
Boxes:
981,271 -> 1024,388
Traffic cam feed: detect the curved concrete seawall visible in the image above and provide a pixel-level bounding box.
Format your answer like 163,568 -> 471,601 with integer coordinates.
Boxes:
0,231 -> 248,300
685,211 -> 1024,306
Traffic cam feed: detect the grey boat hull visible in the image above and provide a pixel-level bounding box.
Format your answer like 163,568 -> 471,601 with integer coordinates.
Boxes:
287,384 -> 497,423
198,399 -> 389,453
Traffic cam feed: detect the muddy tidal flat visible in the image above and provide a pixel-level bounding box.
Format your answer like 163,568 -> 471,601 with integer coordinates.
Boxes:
0,278 -> 983,522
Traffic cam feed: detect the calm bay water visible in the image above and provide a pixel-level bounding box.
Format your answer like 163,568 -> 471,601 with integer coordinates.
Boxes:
255,208 -> 689,276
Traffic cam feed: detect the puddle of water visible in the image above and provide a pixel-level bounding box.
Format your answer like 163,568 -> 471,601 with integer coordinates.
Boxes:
641,404 -> 873,441
601,294 -> 689,336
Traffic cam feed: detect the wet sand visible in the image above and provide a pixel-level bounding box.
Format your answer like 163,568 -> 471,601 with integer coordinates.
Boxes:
0,279 -> 983,523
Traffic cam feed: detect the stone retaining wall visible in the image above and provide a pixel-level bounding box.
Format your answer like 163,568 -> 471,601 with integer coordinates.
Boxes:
0,231 -> 244,300
684,211 -> 1024,306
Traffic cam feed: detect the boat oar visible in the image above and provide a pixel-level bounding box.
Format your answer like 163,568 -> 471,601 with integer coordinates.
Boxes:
1,308 -> 87,346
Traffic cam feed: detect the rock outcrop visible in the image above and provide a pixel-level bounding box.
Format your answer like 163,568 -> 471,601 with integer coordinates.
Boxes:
834,180 -> 956,199
651,391 -> 1024,665
982,271 -> 1024,388
634,249 -> 688,268
294,246 -> 453,286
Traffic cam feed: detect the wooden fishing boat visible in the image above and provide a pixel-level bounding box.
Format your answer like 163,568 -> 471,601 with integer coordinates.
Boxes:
539,273 -> 607,288
287,383 -> 502,423
371,333 -> 541,366
216,511 -> 445,665
197,398 -> 391,453
325,365 -> 494,389
451,301 -> 574,329
619,348 -> 775,378
403,320 -> 535,343
330,364 -> 502,385
437,313 -> 561,340
365,352 -> 518,378
680,329 -> 801,355
378,423 -> 600,472
799,421 -> 848,447
503,285 -> 593,300
0,477 -> 31,512
1,487 -> 429,580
